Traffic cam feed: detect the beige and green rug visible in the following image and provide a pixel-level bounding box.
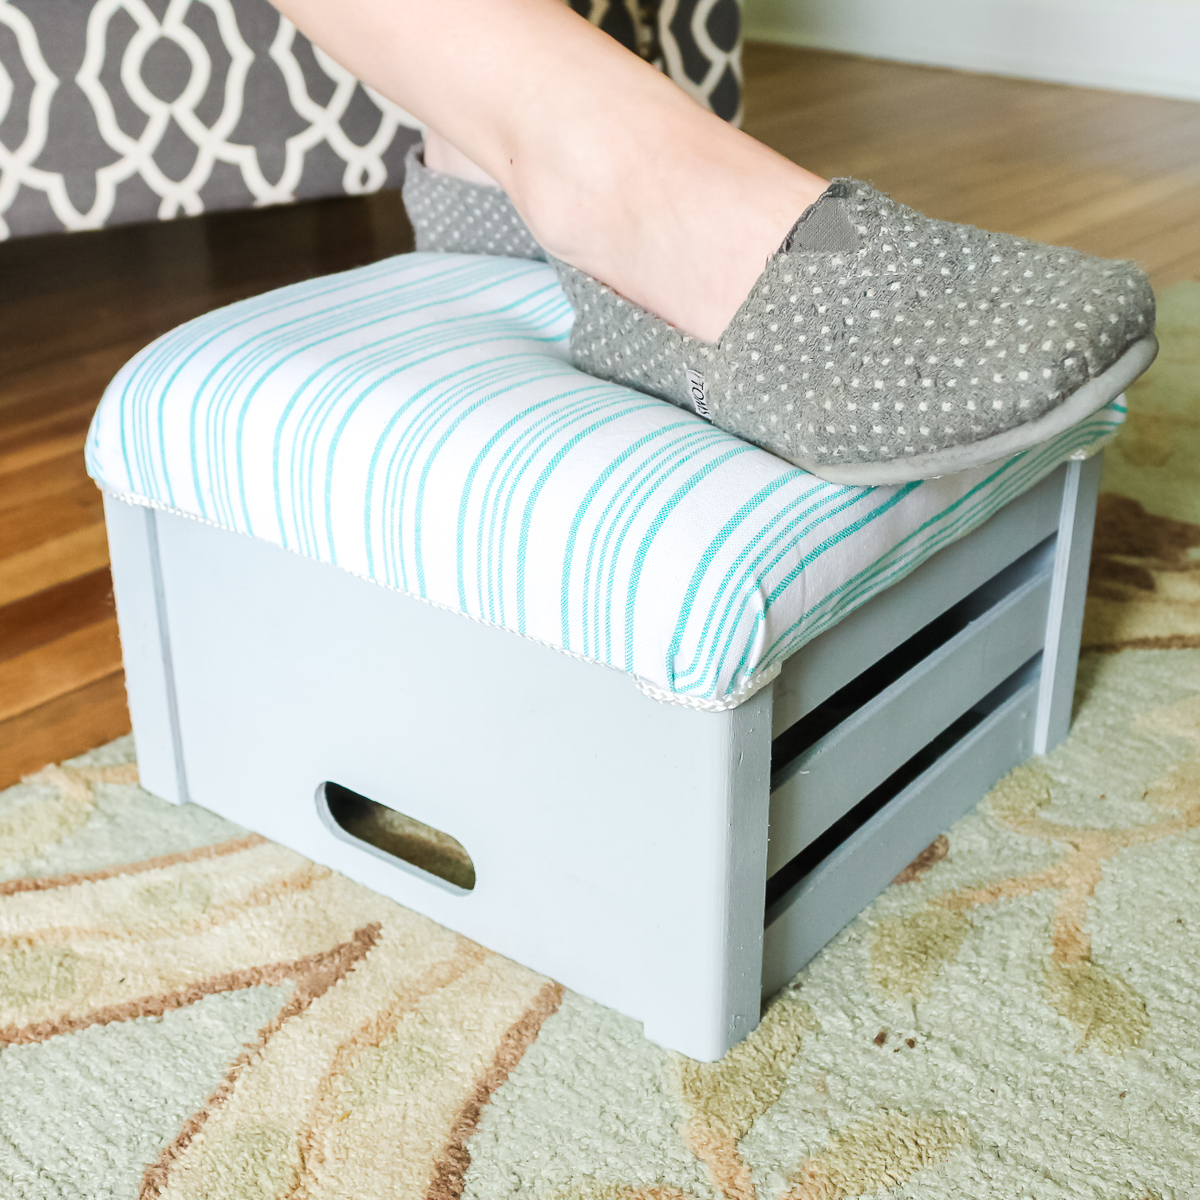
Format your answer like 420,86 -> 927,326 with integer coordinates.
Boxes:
3,286 -> 1200,1200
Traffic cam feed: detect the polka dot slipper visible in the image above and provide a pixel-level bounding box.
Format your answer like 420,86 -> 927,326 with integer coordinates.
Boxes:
402,155 -> 1157,485
551,180 -> 1157,484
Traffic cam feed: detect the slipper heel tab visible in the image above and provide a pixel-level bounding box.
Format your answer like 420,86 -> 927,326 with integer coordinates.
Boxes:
781,180 -> 861,256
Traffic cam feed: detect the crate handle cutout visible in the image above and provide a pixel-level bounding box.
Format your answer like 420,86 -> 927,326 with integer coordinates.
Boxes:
319,782 -> 476,891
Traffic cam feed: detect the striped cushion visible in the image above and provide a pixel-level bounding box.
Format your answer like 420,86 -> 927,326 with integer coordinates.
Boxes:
86,252 -> 1123,710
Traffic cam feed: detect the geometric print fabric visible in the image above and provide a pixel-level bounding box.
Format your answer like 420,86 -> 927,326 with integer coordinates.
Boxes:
0,0 -> 741,239
0,0 -> 414,238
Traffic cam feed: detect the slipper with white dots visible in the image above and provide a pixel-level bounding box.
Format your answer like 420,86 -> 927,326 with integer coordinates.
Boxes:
402,143 -> 545,261
551,179 -> 1157,485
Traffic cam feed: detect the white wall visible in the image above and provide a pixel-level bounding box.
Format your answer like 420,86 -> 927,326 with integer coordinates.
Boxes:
743,0 -> 1200,102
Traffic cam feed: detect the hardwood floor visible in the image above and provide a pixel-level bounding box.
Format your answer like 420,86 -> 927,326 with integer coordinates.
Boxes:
0,190 -> 414,785
742,44 -> 1200,288
2,45 -> 1199,788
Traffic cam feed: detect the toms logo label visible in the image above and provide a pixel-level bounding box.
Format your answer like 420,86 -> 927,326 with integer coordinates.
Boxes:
686,369 -> 711,420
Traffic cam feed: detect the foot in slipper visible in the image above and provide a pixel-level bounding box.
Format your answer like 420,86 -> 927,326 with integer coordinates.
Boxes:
404,143 -> 1155,484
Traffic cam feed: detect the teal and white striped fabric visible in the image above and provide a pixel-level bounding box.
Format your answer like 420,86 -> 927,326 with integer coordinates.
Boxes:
87,252 -> 1124,710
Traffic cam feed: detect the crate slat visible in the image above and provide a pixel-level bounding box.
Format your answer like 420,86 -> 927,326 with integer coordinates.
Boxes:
766,548 -> 1054,874
771,465 -> 1064,737
761,663 -> 1040,998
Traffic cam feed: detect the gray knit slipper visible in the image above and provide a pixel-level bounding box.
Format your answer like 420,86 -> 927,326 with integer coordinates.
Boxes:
402,142 -> 545,261
551,180 -> 1157,484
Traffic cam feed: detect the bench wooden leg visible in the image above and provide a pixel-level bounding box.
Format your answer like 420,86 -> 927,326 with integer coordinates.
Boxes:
639,686 -> 772,1059
103,495 -> 190,806
1034,453 -> 1103,754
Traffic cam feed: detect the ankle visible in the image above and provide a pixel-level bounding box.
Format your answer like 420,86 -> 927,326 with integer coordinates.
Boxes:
509,116 -> 829,343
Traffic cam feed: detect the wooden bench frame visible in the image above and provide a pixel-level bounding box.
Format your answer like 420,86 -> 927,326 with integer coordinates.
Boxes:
103,451 -> 1101,1061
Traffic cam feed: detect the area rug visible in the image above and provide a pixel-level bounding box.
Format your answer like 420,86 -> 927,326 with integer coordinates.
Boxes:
1085,280 -> 1200,654
3,285 -> 1199,1200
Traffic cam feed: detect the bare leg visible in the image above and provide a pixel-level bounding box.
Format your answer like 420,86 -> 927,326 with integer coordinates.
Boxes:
267,0 -> 827,342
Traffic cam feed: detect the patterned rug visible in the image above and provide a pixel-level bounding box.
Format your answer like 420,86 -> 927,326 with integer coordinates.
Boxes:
1085,281 -> 1200,655
3,285 -> 1199,1200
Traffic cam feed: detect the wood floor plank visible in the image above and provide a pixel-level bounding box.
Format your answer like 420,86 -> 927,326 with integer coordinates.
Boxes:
0,619 -> 124,724
0,480 -> 105,561
6,151 -> 412,783
1154,247 -> 1200,292
0,523 -> 111,608
0,406 -> 95,476
0,672 -> 131,791
745,53 -> 1107,176
0,382 -> 98,424
0,431 -> 91,480
944,167 -> 1128,238
0,452 -> 94,514
932,167 -> 1100,235
0,343 -> 138,418
1082,105 -> 1200,176
1076,188 -> 1200,270
740,46 -> 1200,287
1130,224 -> 1200,279
2,192 -> 413,383
1014,174 -> 1199,247
0,569 -> 115,665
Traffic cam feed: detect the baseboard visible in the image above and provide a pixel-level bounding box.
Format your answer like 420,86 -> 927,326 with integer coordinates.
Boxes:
743,0 -> 1200,102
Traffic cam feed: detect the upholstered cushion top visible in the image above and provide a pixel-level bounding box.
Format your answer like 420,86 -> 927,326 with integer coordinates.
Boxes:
87,253 -> 1123,709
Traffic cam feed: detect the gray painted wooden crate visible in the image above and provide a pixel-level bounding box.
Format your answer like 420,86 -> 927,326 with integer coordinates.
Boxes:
104,452 -> 1101,1060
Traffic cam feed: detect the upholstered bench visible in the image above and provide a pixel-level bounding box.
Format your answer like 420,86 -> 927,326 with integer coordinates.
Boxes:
88,252 -> 1116,1060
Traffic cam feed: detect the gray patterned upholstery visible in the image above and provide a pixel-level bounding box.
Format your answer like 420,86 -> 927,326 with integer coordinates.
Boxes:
0,0 -> 741,240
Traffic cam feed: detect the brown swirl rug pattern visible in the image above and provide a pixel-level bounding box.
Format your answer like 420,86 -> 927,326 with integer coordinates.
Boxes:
1085,282 -> 1200,654
3,284 -> 1200,1198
